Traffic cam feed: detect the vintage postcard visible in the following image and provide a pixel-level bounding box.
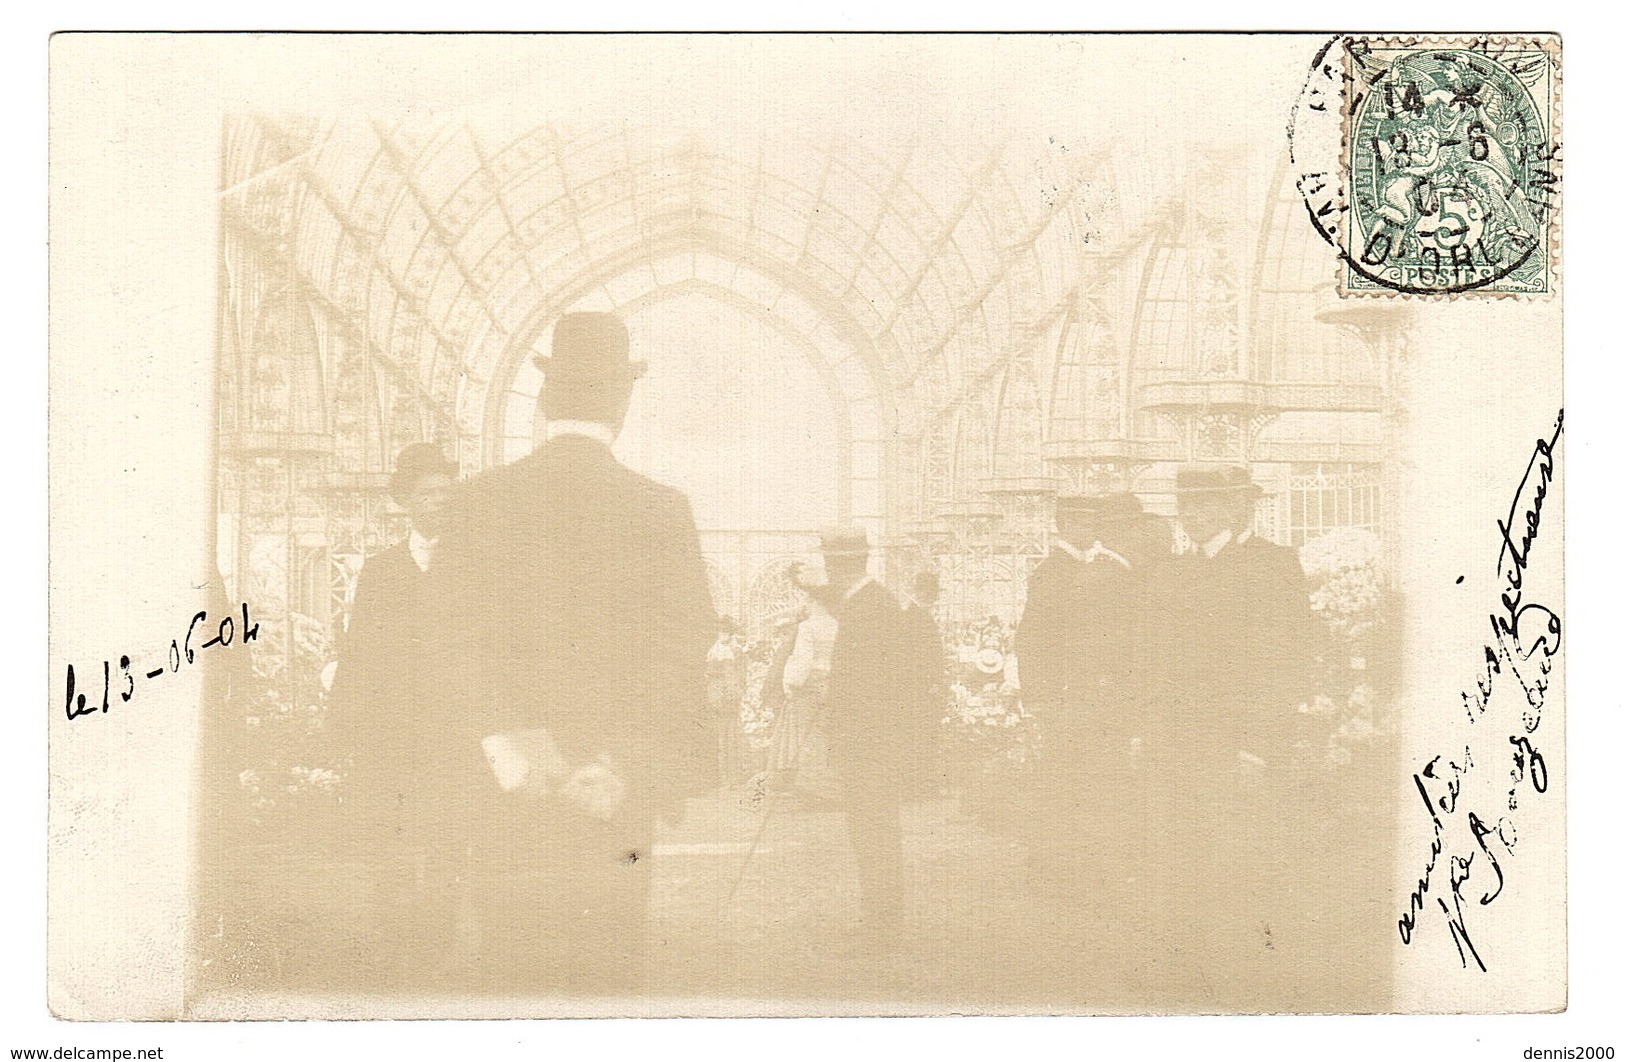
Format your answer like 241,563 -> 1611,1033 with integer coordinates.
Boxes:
47,32 -> 1564,1020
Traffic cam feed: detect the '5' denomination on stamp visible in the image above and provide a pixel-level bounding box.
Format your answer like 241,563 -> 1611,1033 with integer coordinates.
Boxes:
1342,36 -> 1559,297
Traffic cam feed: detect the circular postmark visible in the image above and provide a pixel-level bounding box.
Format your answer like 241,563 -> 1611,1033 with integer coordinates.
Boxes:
1289,35 -> 1560,296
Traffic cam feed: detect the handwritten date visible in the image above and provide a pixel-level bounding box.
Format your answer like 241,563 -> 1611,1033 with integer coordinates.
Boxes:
63,602 -> 258,720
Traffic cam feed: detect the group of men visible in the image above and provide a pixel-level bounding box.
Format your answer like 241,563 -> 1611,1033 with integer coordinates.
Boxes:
332,312 -> 715,994
330,311 -> 942,995
1014,467 -> 1327,1007
329,307 -> 1329,1005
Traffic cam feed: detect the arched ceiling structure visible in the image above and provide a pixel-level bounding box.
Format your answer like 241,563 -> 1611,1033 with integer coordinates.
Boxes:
218,76 -> 1393,549
220,112 -> 1105,478
210,38 -> 1409,661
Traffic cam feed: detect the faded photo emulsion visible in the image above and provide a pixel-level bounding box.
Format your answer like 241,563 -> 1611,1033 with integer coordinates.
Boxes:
47,32 -> 1564,1019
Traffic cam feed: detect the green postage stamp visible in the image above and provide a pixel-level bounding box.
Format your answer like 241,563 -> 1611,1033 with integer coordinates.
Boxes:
1340,36 -> 1560,296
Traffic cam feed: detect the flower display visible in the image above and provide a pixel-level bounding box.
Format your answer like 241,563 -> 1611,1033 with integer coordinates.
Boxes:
1299,529 -> 1400,771
231,610 -> 345,831
1299,525 -> 1384,577
1303,527 -> 1387,640
734,632 -> 796,751
1314,683 -> 1399,769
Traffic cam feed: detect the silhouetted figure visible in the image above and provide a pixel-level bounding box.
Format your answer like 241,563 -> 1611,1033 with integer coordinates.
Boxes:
328,442 -> 457,985
1015,492 -> 1159,917
432,311 -> 715,995
1140,464 -> 1321,1009
818,529 -> 935,933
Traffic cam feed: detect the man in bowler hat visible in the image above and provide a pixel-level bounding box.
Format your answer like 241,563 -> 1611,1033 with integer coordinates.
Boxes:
1015,491 -> 1161,911
431,311 -> 716,994
1017,492 -> 1156,723
1145,465 -> 1317,750
1140,464 -> 1322,1008
329,441 -> 458,985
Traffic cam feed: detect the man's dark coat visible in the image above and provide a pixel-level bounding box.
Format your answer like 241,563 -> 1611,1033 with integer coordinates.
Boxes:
328,538 -> 451,979
430,433 -> 715,991
331,540 -> 440,822
1139,533 -> 1326,1008
1015,541 -> 1147,750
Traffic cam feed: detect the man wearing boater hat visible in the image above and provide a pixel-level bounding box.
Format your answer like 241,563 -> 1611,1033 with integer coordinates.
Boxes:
1140,463 -> 1321,1009
1014,491 -> 1163,915
431,311 -> 715,994
817,527 -> 937,936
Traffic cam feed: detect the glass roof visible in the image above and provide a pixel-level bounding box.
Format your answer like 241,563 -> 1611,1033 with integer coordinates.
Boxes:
221,114 -> 1097,449
219,91 -> 1381,493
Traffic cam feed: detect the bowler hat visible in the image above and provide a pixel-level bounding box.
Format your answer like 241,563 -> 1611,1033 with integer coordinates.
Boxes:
1054,491 -> 1144,522
389,442 -> 457,500
818,527 -> 871,558
1174,464 -> 1263,496
534,312 -> 648,383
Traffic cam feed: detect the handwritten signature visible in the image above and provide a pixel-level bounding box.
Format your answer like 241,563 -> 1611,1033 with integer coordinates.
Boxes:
62,602 -> 259,720
1398,409 -> 1561,971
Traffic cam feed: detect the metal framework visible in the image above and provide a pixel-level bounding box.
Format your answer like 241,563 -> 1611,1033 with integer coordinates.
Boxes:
216,115 -> 1402,658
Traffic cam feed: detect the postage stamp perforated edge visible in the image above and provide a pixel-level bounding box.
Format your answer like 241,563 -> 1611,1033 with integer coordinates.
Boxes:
1336,33 -> 1562,300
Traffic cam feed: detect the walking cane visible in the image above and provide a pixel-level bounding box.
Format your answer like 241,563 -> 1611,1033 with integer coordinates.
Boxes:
725,779 -> 784,906
725,696 -> 834,906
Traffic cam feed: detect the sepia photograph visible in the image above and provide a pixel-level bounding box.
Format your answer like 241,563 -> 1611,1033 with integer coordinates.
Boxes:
45,30 -> 1570,1029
